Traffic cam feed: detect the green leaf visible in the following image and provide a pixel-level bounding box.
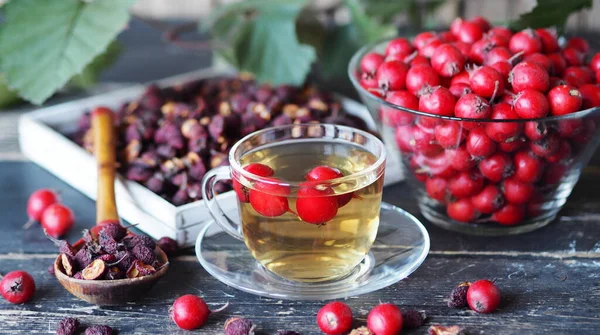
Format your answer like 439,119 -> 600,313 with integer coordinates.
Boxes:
0,76 -> 21,109
205,0 -> 316,86
320,24 -> 360,79
361,0 -> 445,27
344,0 -> 391,43
510,0 -> 592,32
69,40 -> 122,89
0,0 -> 135,104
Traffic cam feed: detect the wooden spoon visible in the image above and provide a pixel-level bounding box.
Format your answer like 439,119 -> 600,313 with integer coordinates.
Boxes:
54,107 -> 169,306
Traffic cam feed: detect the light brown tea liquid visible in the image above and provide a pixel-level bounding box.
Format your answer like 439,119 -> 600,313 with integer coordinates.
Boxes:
237,140 -> 384,282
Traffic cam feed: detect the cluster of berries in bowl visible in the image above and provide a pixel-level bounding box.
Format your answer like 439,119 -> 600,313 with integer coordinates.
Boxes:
350,16 -> 600,234
233,164 -> 357,225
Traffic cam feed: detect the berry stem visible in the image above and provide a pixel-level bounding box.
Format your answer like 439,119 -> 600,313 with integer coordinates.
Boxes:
211,301 -> 230,313
508,50 -> 525,65
490,81 -> 500,103
22,219 -> 35,230
43,229 -> 63,246
403,50 -> 418,64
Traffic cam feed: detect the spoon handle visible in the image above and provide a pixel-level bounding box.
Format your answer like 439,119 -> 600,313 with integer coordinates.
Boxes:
91,107 -> 119,225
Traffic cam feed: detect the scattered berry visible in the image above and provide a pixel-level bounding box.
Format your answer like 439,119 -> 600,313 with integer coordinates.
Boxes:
316,301 -> 353,335
467,279 -> 501,313
402,310 -> 426,329
25,189 -> 59,226
84,325 -> 113,335
0,270 -> 35,304
57,317 -> 80,335
224,317 -> 255,335
171,295 -> 227,330
157,237 -> 178,256
367,303 -> 403,335
41,204 -> 75,238
448,281 -> 471,308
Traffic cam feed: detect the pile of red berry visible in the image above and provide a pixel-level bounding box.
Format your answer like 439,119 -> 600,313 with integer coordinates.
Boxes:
233,164 -> 356,225
356,17 -> 600,226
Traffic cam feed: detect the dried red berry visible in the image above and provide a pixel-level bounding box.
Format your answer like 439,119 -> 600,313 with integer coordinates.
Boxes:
429,325 -> 467,335
224,317 -> 256,335
402,310 -> 426,329
82,259 -> 107,280
57,317 -> 80,335
448,281 -> 471,308
84,325 -> 113,335
157,237 -> 178,256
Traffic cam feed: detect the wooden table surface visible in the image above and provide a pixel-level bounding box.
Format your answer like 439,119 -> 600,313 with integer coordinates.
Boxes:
1,18 -> 599,335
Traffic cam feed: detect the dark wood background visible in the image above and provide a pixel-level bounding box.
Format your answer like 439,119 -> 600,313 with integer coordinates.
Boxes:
0,18 -> 599,335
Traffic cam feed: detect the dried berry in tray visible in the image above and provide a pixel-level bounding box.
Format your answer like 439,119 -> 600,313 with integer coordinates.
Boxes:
69,76 -> 369,206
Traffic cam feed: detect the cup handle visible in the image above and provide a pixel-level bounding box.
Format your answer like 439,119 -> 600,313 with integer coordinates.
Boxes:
202,166 -> 244,241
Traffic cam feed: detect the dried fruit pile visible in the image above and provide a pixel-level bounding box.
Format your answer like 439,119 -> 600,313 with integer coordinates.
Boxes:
49,223 -> 166,280
70,76 -> 368,206
356,17 -> 600,225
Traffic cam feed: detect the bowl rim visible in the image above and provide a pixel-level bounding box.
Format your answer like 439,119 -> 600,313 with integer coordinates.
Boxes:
347,37 -> 600,123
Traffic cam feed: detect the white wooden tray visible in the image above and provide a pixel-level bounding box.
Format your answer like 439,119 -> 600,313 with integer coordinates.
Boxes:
19,69 -> 403,246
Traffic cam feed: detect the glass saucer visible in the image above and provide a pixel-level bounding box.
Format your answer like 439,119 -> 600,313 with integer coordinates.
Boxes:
195,202 -> 430,300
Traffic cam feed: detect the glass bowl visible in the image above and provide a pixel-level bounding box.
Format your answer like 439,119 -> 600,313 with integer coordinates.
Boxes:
348,39 -> 600,236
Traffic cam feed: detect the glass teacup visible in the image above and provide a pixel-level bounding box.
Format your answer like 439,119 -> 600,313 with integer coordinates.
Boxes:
202,123 -> 386,282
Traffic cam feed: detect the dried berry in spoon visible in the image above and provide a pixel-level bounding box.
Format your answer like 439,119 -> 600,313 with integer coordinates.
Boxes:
82,259 -> 107,280
44,230 -> 76,257
60,254 -> 77,277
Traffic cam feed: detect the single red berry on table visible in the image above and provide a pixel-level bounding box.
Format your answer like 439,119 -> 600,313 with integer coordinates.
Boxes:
478,152 -> 514,182
418,86 -> 456,117
380,91 -> 418,126
233,163 -> 275,203
471,184 -> 505,214
492,203 -> 526,225
514,150 -> 544,183
445,146 -> 476,172
469,66 -> 505,98
249,178 -> 290,217
447,198 -> 479,222
509,29 -> 542,56
316,301 -> 353,335
26,188 -> 59,224
296,184 -> 338,225
578,84 -> 600,109
524,121 -> 547,141
431,44 -> 465,77
503,177 -> 535,204
360,52 -> 385,76
171,295 -> 219,330
485,103 -> 523,143
426,177 -> 448,202
467,127 -> 497,158
509,61 -> 550,93
547,53 -> 567,76
547,85 -> 582,116
41,204 -> 74,238
467,279 -> 501,314
513,89 -> 550,118
535,28 -> 559,53
435,122 -> 466,149
406,65 -> 441,96
367,303 -> 403,335
385,38 -> 414,58
376,61 -> 409,92
448,171 -> 484,198
1,270 -> 35,304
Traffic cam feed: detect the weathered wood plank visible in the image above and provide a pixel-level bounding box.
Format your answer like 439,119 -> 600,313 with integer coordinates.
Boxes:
0,254 -> 599,334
